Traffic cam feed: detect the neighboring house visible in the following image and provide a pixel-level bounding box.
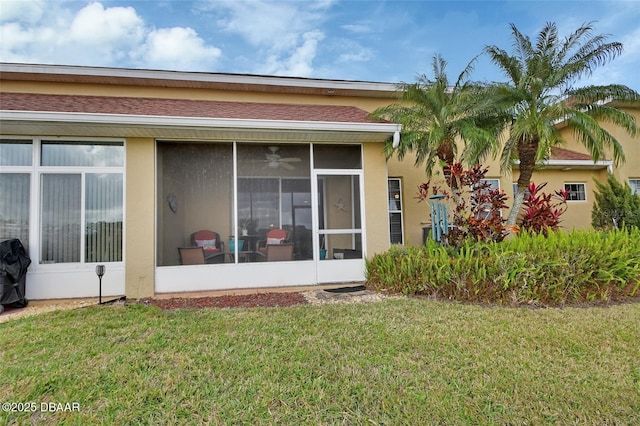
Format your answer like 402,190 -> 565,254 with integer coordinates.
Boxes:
1,63 -> 638,300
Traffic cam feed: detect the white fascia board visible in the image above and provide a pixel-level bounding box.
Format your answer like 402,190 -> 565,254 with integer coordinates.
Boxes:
546,159 -> 612,167
0,110 -> 399,134
514,159 -> 613,168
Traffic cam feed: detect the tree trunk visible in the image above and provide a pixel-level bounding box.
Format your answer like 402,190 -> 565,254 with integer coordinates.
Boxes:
437,139 -> 456,189
506,138 -> 538,226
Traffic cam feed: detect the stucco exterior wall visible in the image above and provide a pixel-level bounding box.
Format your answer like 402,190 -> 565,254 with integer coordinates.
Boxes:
125,137 -> 156,298
362,142 -> 391,256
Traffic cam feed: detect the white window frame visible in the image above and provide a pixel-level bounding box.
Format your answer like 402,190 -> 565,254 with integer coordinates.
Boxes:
564,182 -> 587,202
629,179 -> 640,195
0,136 -> 126,266
388,178 -> 404,245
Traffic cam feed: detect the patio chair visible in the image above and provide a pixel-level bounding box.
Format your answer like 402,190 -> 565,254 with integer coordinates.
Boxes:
178,247 -> 206,265
256,228 -> 288,255
266,243 -> 294,262
191,230 -> 226,263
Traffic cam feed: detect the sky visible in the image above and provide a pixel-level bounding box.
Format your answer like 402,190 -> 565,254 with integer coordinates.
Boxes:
1,0 -> 639,89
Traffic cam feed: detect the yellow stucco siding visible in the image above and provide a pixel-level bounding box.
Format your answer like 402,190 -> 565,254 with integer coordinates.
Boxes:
125,137 -> 156,298
511,168 -> 609,230
362,142 -> 390,256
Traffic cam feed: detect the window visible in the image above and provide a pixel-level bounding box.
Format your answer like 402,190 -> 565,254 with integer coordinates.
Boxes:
0,138 -> 124,264
630,179 -> 640,195
40,141 -> 124,264
513,183 -> 531,197
564,183 -> 586,201
388,178 -> 403,244
477,179 -> 501,219
0,140 -> 32,246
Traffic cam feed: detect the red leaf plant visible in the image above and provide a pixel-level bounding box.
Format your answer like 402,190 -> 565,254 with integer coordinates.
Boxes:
519,182 -> 569,235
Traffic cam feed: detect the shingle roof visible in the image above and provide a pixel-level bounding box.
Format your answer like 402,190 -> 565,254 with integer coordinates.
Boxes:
550,147 -> 594,161
1,92 -> 386,124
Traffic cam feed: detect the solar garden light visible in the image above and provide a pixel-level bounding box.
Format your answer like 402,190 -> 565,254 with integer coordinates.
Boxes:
96,264 -> 106,304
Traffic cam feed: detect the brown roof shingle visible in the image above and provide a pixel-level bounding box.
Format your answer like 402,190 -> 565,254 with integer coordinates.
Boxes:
1,92 -> 385,124
550,147 -> 594,161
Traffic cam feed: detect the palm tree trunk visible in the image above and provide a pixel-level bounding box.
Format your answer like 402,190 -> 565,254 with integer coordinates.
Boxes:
506,139 -> 537,225
437,139 -> 456,189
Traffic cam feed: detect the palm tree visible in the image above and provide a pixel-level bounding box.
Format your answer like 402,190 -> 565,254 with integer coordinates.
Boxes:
371,54 -> 502,188
484,22 -> 639,225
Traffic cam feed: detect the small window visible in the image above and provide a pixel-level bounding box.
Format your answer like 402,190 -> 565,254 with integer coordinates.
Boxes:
476,179 -> 501,219
388,178 -> 403,244
513,182 -> 531,199
0,139 -> 32,166
41,141 -> 124,167
630,179 -> 640,195
564,183 -> 586,201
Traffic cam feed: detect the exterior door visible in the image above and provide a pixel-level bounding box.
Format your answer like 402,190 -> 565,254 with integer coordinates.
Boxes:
313,170 -> 365,283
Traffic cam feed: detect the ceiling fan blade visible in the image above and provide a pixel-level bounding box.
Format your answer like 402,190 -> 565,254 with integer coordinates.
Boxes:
279,157 -> 301,162
279,162 -> 295,170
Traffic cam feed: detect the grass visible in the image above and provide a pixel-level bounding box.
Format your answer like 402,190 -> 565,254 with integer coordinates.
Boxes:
1,299 -> 639,425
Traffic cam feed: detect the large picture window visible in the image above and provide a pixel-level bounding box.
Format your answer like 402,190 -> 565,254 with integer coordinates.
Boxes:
0,138 -> 124,264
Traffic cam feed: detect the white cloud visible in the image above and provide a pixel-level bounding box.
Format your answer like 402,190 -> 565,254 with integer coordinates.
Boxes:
341,23 -> 372,34
70,2 -> 144,46
0,0 -> 46,23
139,27 -> 222,70
261,30 -> 324,77
338,50 -> 373,63
0,1 -> 222,71
202,0 -> 332,76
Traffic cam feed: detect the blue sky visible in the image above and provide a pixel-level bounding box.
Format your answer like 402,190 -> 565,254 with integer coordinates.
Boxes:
1,0 -> 639,89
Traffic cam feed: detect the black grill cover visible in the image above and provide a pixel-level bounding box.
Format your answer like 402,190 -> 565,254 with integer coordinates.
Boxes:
1,239 -> 31,306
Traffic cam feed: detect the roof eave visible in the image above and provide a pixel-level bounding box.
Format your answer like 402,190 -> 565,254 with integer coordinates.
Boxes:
0,62 -> 399,98
0,110 -> 399,133
513,159 -> 613,170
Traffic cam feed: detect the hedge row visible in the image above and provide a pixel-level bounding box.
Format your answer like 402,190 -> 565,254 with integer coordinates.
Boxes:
366,229 -> 640,306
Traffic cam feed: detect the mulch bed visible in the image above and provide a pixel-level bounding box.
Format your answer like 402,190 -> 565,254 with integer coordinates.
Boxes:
139,292 -> 308,310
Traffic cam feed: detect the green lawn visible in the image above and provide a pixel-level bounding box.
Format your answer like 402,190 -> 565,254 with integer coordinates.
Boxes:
1,299 -> 639,425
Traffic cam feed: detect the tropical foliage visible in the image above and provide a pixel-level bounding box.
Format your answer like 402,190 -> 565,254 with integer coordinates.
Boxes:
592,174 -> 640,229
483,22 -> 639,224
370,54 -> 502,187
519,182 -> 569,235
417,163 -> 509,247
367,228 -> 640,306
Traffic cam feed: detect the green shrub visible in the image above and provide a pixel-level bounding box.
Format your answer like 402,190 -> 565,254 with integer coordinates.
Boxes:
366,229 -> 640,306
592,174 -> 640,230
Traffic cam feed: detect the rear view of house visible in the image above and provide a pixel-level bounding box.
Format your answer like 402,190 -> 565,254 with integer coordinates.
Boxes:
1,63 -> 638,300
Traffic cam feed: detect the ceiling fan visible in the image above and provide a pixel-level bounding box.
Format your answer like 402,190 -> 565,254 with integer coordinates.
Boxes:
264,146 -> 301,170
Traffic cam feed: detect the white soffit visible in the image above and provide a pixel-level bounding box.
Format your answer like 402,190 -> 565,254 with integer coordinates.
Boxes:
0,111 -> 397,142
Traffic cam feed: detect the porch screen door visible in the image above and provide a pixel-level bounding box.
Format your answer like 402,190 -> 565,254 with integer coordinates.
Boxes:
313,170 -> 365,283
